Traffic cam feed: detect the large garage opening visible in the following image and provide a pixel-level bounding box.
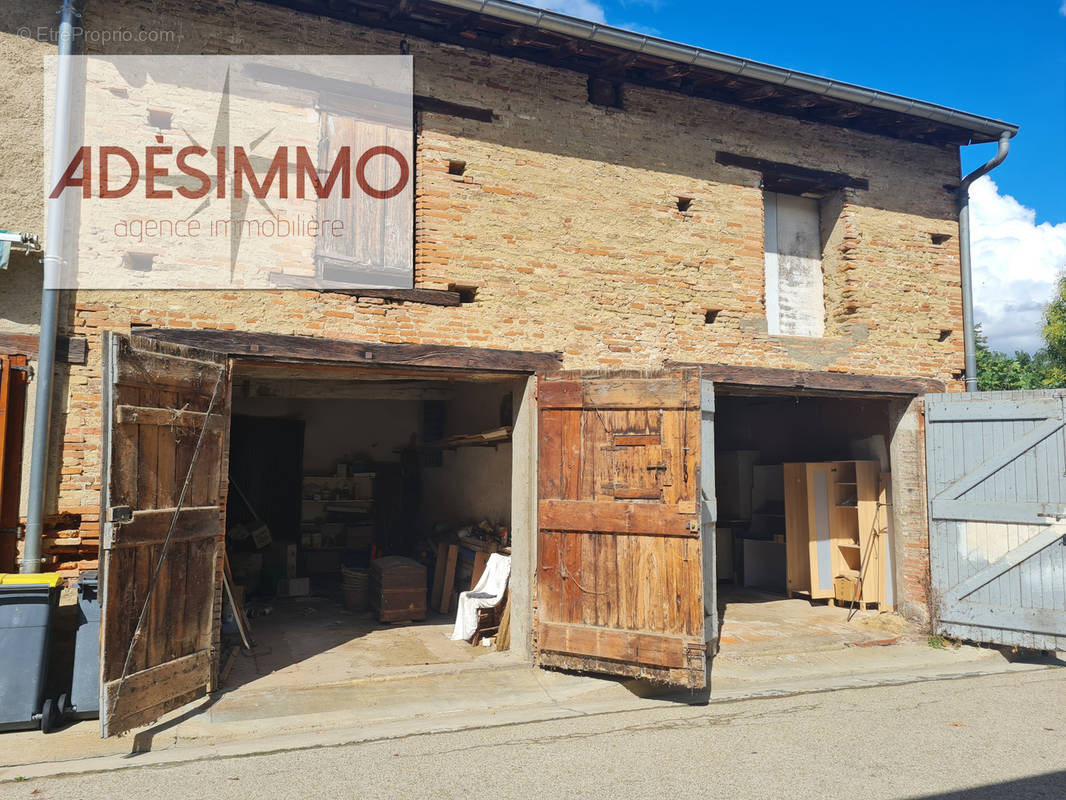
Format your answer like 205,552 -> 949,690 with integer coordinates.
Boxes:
712,390 -> 902,654
221,362 -> 533,692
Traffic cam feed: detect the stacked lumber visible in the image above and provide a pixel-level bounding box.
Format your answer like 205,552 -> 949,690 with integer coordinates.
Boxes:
37,509 -> 101,581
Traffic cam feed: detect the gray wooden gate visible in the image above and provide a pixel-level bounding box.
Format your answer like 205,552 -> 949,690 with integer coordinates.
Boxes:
926,390 -> 1066,651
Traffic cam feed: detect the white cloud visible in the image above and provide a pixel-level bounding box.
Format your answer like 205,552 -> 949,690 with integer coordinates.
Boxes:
970,176 -> 1066,353
1060,0 -> 1066,17
531,1 -> 607,22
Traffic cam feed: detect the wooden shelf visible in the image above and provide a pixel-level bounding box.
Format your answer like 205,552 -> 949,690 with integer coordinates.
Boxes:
427,425 -> 512,450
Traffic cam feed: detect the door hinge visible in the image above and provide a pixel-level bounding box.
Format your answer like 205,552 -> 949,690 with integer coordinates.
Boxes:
685,642 -> 707,687
107,505 -> 133,524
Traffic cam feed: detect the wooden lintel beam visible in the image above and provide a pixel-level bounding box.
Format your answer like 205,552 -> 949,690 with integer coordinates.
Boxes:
667,361 -> 944,396
715,150 -> 870,191
138,328 -> 563,374
0,332 -> 88,365
265,273 -> 463,306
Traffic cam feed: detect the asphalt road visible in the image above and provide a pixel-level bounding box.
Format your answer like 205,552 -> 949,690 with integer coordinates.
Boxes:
3,669 -> 1064,800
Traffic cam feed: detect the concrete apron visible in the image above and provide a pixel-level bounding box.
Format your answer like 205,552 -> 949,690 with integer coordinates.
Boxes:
0,628 -> 1056,781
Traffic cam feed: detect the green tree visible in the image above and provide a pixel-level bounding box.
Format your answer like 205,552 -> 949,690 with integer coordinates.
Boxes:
975,327 -> 1045,390
1041,273 -> 1066,387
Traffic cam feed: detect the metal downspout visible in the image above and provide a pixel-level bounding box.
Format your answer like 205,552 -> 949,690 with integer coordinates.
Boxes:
959,131 -> 1012,393
22,0 -> 81,573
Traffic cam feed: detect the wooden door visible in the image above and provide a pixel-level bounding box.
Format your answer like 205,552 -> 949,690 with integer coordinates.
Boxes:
926,390 -> 1066,651
0,355 -> 29,572
536,370 -> 707,688
99,332 -> 230,736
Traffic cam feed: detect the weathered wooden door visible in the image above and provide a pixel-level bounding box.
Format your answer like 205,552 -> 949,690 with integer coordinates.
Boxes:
0,354 -> 29,572
926,391 -> 1066,651
99,333 -> 230,736
536,370 -> 708,688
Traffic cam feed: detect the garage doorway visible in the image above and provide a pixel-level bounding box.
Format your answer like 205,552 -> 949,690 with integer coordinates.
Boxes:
711,390 -> 900,654
222,361 -> 534,692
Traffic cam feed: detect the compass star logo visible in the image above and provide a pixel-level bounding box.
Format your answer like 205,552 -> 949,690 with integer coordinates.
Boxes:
177,68 -> 290,280
48,54 -> 414,290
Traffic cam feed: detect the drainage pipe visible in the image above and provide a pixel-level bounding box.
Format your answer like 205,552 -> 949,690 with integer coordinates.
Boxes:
22,0 -> 80,573
959,130 -> 1012,393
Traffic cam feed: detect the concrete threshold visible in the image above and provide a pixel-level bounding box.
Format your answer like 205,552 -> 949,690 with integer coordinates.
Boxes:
0,641 -> 1057,783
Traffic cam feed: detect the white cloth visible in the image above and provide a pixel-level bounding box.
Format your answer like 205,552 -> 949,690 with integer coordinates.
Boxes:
450,553 -> 511,641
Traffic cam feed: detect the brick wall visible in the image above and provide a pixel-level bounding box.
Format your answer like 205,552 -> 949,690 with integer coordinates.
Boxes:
1,0 -> 963,606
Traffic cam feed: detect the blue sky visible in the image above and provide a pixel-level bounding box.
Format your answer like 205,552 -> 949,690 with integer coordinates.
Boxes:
532,0 -> 1066,353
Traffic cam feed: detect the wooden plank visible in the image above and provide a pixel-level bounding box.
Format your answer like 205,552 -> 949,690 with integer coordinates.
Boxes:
539,499 -> 697,537
537,650 -> 698,687
613,434 -> 660,446
116,404 -> 227,431
470,551 -> 490,590
137,328 -> 562,374
0,332 -> 88,364
440,544 -> 459,614
0,356 -> 27,572
430,542 -> 449,609
668,361 -> 943,396
538,622 -> 694,669
414,94 -> 494,122
613,488 -> 662,500
109,506 -> 222,548
102,650 -> 210,736
116,346 -> 223,393
925,397 -> 1062,422
783,463 -> 812,595
940,602 -> 1066,635
584,378 -> 700,409
136,388 -> 160,511
715,151 -> 869,190
263,279 -> 462,305
537,380 -> 582,409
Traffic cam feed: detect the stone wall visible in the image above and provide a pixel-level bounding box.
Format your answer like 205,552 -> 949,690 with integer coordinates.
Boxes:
0,0 -> 961,607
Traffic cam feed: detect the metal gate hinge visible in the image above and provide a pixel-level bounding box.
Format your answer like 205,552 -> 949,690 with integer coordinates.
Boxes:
107,506 -> 132,524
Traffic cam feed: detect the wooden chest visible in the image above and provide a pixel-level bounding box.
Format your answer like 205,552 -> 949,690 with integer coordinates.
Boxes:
370,556 -> 427,623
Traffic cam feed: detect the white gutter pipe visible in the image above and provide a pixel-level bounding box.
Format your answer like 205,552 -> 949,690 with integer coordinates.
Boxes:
23,0 -> 80,573
958,131 -> 1011,393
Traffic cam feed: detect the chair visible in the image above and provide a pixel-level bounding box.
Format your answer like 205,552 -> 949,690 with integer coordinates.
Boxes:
450,553 -> 510,642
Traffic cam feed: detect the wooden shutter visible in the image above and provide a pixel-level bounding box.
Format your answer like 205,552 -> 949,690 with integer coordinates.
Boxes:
314,107 -> 412,289
536,370 -> 707,688
926,390 -> 1066,651
0,354 -> 29,572
99,333 -> 230,736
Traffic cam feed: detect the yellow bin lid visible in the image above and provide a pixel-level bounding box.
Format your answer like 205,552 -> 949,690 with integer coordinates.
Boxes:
0,573 -> 63,588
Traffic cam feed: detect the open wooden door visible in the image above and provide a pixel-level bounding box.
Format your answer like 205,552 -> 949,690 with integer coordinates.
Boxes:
536,369 -> 708,688
99,332 -> 229,736
0,354 -> 29,572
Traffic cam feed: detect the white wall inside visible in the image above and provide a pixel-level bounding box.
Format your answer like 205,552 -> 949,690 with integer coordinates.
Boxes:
233,378 -> 516,525
421,380 -> 516,525
231,395 -> 420,472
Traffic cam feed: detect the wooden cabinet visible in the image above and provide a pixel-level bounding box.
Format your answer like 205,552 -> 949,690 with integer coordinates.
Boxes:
784,460 -> 891,609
